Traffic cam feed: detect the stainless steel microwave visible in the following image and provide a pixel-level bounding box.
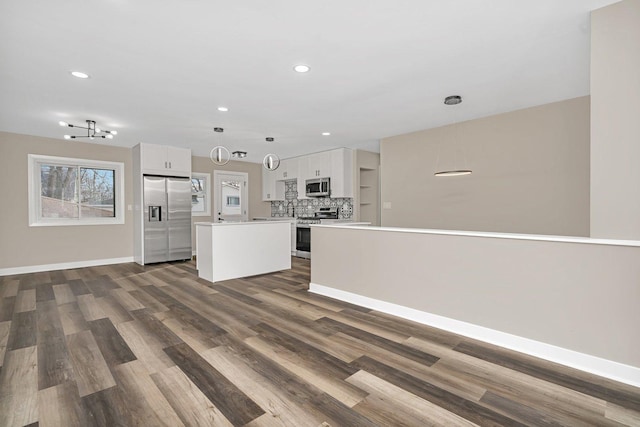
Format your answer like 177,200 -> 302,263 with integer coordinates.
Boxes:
305,177 -> 330,197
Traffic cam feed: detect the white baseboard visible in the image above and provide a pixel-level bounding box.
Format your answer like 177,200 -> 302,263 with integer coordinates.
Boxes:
309,282 -> 640,388
0,257 -> 135,276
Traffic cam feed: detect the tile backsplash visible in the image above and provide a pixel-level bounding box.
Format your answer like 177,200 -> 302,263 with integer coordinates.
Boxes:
270,180 -> 353,219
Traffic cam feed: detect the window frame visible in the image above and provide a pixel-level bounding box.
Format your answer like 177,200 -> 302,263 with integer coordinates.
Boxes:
28,154 -> 125,226
191,172 -> 211,217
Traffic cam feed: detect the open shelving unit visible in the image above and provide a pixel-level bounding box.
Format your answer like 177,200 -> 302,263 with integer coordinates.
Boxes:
358,166 -> 379,225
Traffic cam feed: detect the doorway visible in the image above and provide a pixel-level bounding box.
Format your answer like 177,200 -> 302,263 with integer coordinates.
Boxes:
213,171 -> 248,223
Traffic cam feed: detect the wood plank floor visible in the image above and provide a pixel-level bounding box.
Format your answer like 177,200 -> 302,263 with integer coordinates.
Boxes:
1,257 -> 639,426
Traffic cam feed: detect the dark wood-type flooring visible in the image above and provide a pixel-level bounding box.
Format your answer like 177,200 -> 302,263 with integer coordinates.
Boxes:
1,257 -> 639,426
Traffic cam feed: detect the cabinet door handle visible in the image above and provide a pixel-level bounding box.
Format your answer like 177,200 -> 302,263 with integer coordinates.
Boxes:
165,161 -> 167,168
169,161 -> 172,168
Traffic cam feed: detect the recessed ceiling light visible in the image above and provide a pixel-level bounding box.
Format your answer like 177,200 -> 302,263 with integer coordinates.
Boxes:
217,107 -> 229,112
322,132 -> 331,136
70,71 -> 90,79
293,64 -> 310,73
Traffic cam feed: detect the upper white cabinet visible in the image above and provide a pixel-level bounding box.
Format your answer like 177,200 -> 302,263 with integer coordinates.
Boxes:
139,143 -> 191,177
262,167 -> 285,201
297,148 -> 353,199
329,148 -> 353,198
262,148 -> 354,201
303,151 -> 332,178
274,158 -> 298,181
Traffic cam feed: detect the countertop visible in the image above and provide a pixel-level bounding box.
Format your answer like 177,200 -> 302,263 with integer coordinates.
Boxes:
252,217 -> 296,222
311,224 -> 640,247
195,220 -> 292,227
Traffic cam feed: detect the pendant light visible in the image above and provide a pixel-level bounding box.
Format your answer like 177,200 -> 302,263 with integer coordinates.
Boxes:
434,95 -> 472,177
210,127 -> 230,165
263,137 -> 280,171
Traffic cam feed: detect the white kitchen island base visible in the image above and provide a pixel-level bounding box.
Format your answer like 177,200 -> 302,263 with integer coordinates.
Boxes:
195,221 -> 291,283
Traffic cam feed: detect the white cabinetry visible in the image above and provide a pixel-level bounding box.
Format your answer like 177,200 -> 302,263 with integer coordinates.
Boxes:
132,143 -> 192,265
297,148 -> 353,199
329,148 -> 354,198
139,143 -> 191,177
262,168 -> 285,201
274,158 -> 298,181
262,158 -> 297,201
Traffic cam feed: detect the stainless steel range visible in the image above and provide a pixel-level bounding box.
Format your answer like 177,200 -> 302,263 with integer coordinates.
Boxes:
295,207 -> 338,259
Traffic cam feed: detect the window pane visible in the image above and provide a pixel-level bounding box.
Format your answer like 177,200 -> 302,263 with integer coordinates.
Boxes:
80,168 -> 115,218
40,165 -> 78,218
221,180 -> 241,215
191,177 -> 205,194
192,195 -> 205,212
191,176 -> 208,214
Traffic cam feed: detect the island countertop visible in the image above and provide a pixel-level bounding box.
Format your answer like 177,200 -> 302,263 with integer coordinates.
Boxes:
195,220 -> 292,227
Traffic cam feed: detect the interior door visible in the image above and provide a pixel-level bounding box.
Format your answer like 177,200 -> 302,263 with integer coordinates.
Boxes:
143,176 -> 168,264
166,177 -> 192,261
214,171 -> 248,222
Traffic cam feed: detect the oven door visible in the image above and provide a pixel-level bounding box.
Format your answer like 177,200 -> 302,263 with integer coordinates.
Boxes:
296,224 -> 311,257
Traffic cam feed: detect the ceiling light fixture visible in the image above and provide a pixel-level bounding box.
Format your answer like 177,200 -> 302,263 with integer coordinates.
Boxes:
217,107 -> 229,112
70,71 -> 90,79
434,95 -> 472,177
263,154 -> 280,171
210,127 -> 230,165
60,120 -> 117,140
322,132 -> 331,136
293,64 -> 310,73
263,137 -> 280,170
232,151 -> 247,159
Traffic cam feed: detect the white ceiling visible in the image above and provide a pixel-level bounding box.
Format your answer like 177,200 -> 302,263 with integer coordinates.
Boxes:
0,0 -> 619,163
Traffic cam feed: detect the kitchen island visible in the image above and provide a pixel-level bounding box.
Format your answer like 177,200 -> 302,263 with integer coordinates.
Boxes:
195,221 -> 291,283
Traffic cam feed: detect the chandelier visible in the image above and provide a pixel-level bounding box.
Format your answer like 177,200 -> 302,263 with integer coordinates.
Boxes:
59,120 -> 118,140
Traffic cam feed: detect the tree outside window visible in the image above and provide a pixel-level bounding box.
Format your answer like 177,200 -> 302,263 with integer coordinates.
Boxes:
191,172 -> 211,216
29,154 -> 124,226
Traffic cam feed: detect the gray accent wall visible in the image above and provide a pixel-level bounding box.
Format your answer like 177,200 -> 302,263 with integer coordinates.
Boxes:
380,96 -> 590,237
0,131 -> 134,269
0,131 -> 271,270
590,0 -> 640,240
311,226 -> 640,370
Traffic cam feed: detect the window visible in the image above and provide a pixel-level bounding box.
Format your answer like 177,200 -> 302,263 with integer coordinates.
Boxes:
226,195 -> 240,206
28,154 -> 124,226
191,172 -> 211,216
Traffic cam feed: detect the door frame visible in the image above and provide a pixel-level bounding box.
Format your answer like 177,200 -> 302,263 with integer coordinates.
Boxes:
213,170 -> 249,222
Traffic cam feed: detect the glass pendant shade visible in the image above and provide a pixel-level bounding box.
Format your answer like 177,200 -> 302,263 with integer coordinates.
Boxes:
210,146 -> 230,165
263,153 -> 280,171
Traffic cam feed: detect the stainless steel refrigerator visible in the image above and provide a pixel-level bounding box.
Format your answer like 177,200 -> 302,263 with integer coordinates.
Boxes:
143,175 -> 192,264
